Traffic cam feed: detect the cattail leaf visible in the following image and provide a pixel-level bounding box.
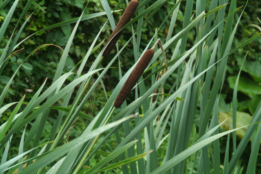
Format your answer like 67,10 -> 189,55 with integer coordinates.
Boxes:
18,116 -> 133,174
150,125 -> 253,174
93,151 -> 152,174
86,140 -> 138,174
14,10 -> 121,50
0,0 -> 19,42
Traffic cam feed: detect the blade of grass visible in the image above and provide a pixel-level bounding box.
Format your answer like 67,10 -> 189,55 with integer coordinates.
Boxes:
0,62 -> 22,107
200,6 -> 245,136
154,103 -> 171,139
0,44 -> 61,107
0,96 -> 25,142
202,40 -> 218,114
55,147 -> 81,174
100,0 -> 116,29
86,140 -> 138,174
245,122 -> 261,174
17,127 -> 26,173
50,106 -> 93,121
32,1 -> 45,12
32,5 -> 86,160
0,136 -> 12,169
212,99 -> 221,174
0,0 -> 19,42
45,22 -> 107,153
53,6 -> 85,81
228,103 -> 261,172
18,69 -> 101,131
166,59 -> 193,170
0,0 -> 11,10
217,0 -> 227,58
46,157 -> 66,174
0,142 -> 47,173
122,121 -> 138,174
0,32 -> 13,67
2,79 -> 47,148
166,0 -> 180,41
150,124 -> 256,174
223,134 -> 230,174
18,116 -> 133,174
156,107 -> 173,149
232,54 -> 247,151
1,12 -> 33,73
220,0 -> 236,57
204,0 -> 218,36
93,150 -> 152,174
0,102 -> 17,117
180,0 -> 194,54
14,10 -> 121,50
0,70 -> 101,149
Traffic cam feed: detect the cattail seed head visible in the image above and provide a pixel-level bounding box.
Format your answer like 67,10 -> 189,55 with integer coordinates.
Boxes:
152,89 -> 158,102
103,0 -> 139,58
114,49 -> 154,108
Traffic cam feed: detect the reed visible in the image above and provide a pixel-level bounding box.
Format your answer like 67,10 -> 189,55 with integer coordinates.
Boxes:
103,0 -> 139,58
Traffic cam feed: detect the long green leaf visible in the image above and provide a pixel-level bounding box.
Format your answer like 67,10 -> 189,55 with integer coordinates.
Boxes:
0,0 -> 19,42
94,151 -> 152,174
86,140 -> 138,174
18,116 -> 133,174
150,124 -> 255,174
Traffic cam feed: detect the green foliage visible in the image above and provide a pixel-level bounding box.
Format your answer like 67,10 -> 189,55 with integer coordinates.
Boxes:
225,0 -> 261,115
0,0 -> 261,174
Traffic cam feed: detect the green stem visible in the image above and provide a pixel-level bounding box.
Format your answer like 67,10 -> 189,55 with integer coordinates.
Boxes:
73,107 -> 116,174
50,56 -> 104,151
50,78 -> 91,150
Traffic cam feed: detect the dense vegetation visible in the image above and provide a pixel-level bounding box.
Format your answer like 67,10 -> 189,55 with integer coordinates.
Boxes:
1,0 -> 261,173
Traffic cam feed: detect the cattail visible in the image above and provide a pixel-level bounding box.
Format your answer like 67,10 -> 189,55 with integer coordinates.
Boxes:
114,49 -> 154,108
103,0 -> 139,58
152,89 -> 158,102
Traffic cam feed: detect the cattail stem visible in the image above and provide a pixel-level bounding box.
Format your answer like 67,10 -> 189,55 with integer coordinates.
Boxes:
151,38 -> 168,70
103,0 -> 139,58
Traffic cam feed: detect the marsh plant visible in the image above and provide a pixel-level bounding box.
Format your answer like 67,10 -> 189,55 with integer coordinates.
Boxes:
0,0 -> 260,173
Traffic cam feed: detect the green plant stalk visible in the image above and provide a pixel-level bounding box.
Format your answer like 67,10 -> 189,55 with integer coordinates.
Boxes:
0,45 -> 60,150
50,55 -> 105,151
37,76 -> 93,173
93,151 -> 152,174
232,54 -> 247,152
50,75 -> 93,150
27,2 -> 86,163
55,35 -> 133,169
72,107 -> 116,174
71,4 -> 183,168
45,22 -> 107,153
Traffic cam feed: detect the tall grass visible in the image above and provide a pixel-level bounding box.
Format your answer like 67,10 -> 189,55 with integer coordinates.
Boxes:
0,0 -> 260,173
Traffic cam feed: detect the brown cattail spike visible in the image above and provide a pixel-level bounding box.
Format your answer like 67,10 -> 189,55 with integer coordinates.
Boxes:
103,0 -> 139,58
152,89 -> 158,102
114,49 -> 154,108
